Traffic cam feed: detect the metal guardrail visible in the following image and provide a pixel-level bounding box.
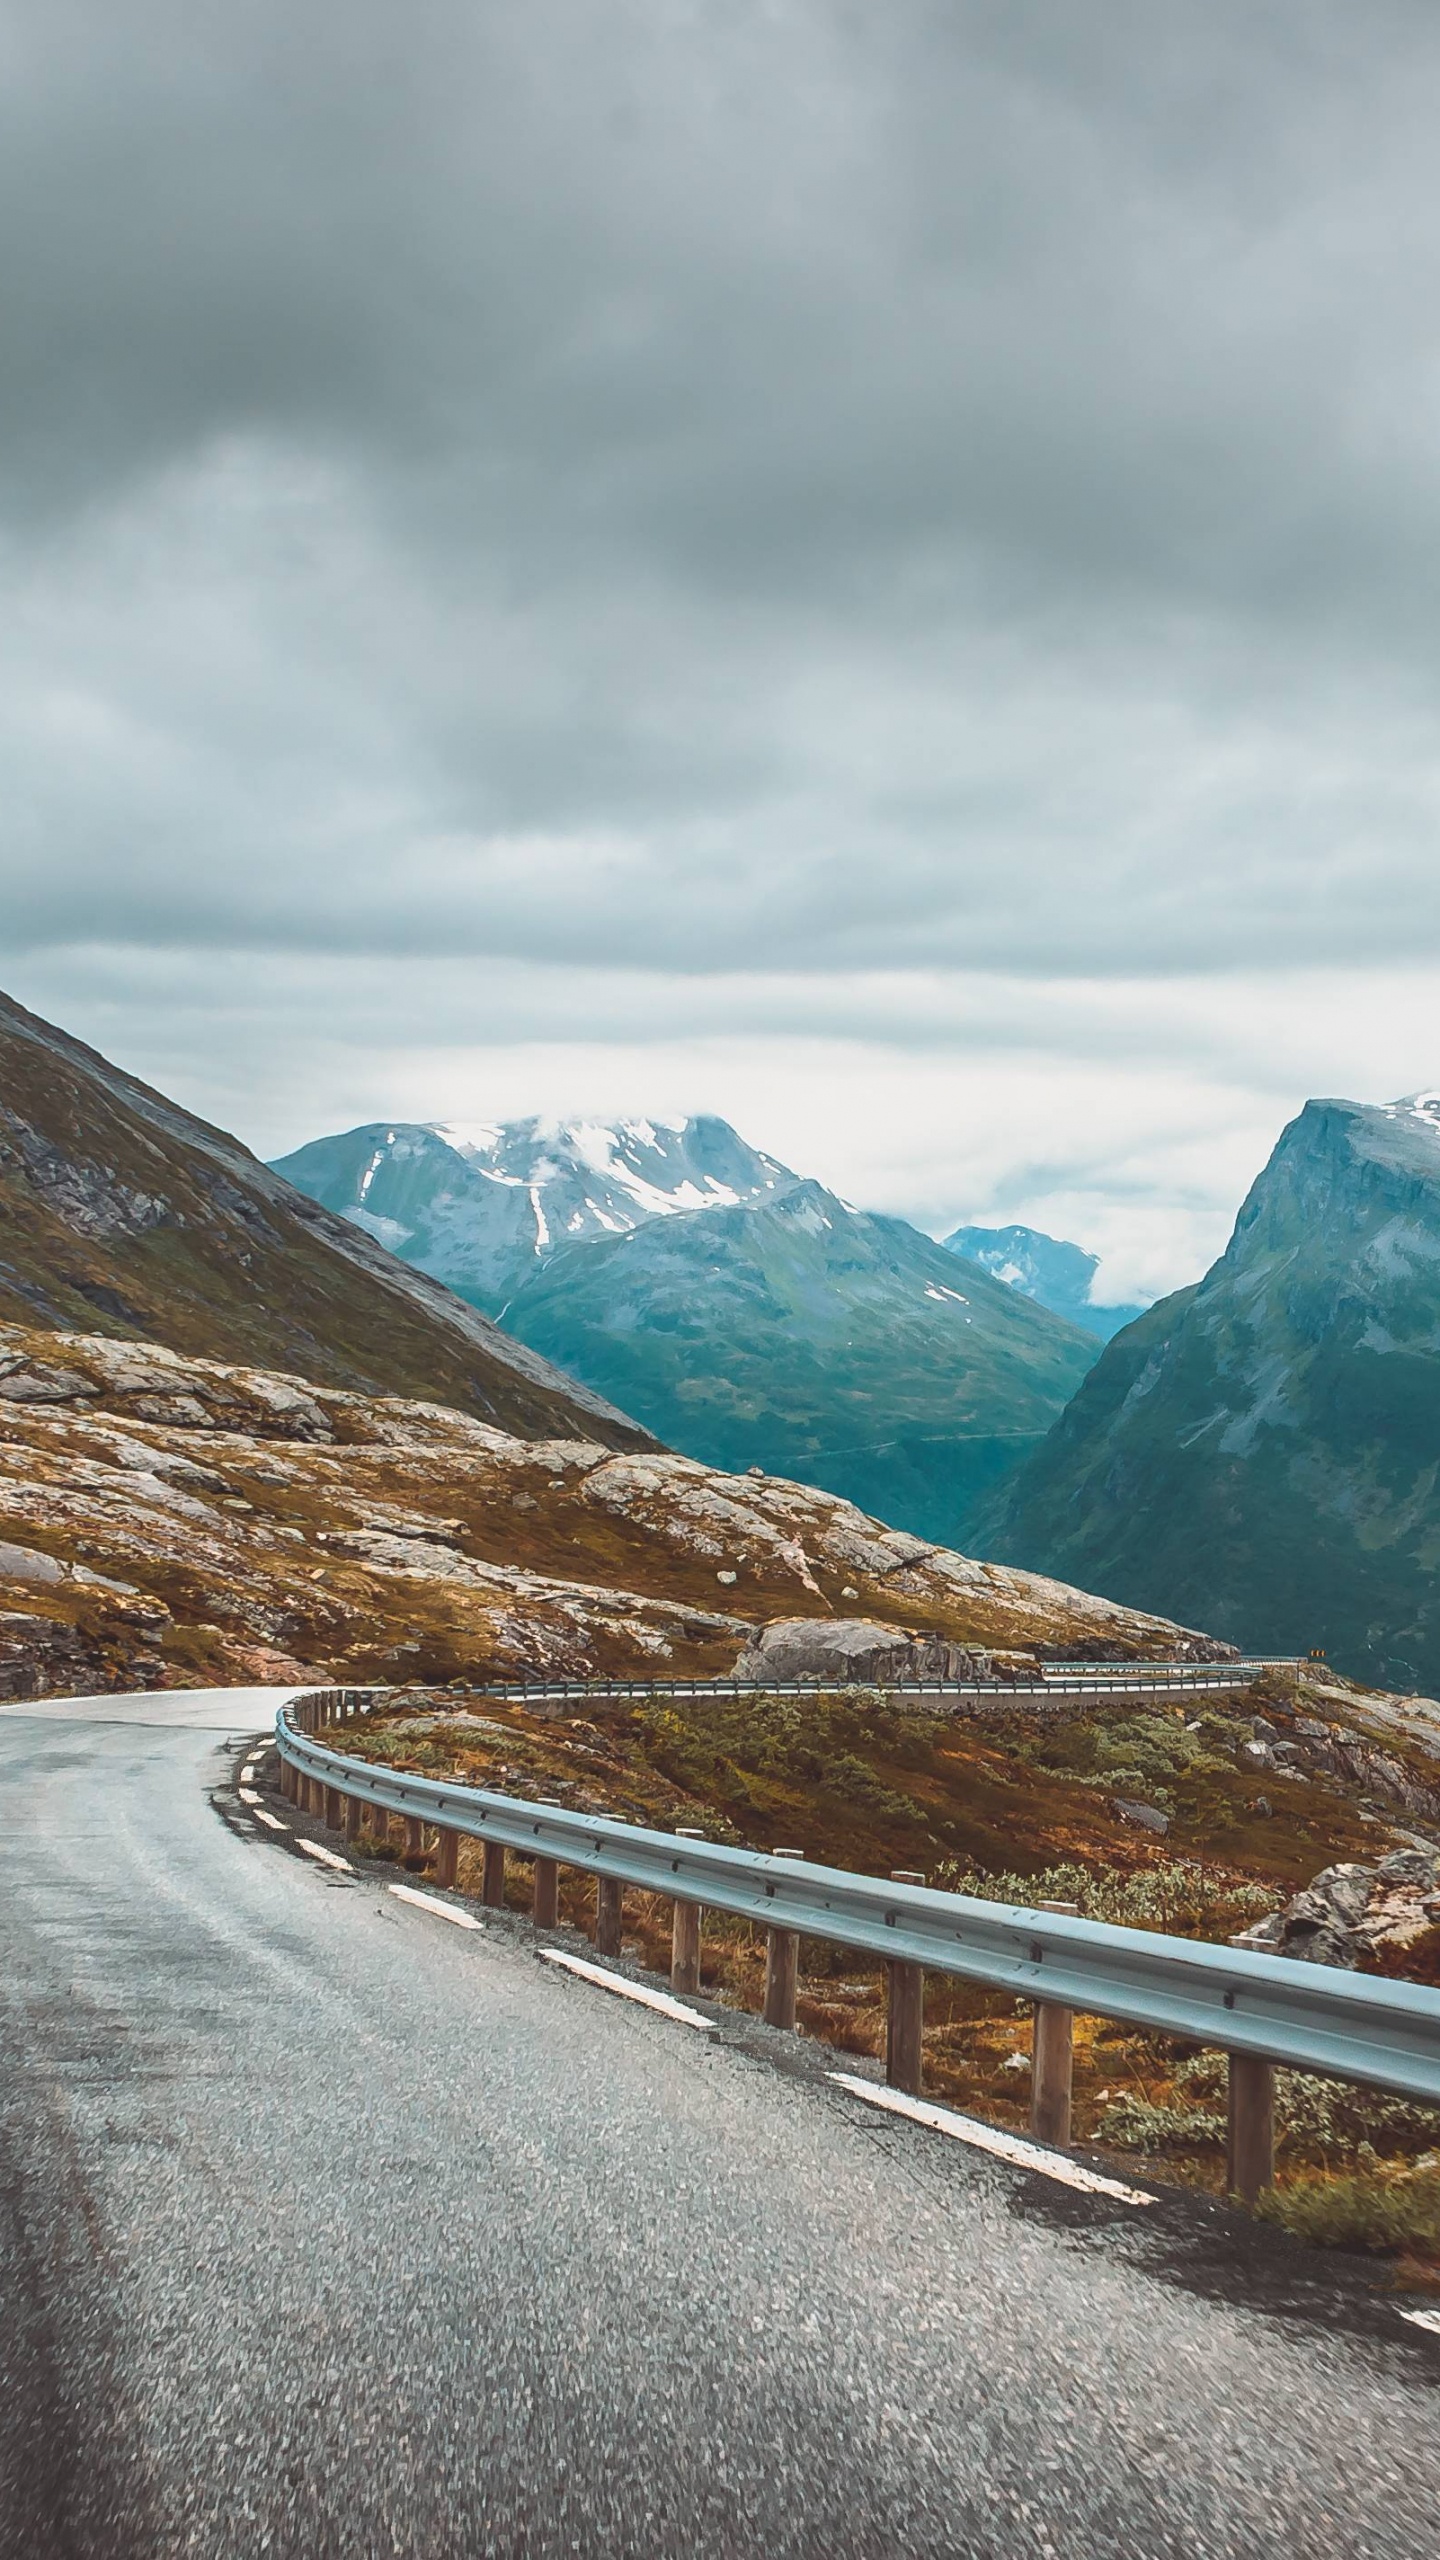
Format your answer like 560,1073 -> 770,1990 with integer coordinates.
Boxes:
276,1692 -> 1440,2165
459,1657 -> 1300,1708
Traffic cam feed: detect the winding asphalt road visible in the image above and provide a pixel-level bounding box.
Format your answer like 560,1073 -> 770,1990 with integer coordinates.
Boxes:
2,1688 -> 1438,2559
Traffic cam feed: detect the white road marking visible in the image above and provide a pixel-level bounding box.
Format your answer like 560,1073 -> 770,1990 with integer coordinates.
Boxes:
541,1948 -> 713,2029
388,1883 -> 484,1930
253,1807 -> 289,1832
828,2073 -> 1158,2205
1401,2307 -> 1440,2336
297,1838 -> 354,1874
240,1764 -> 257,1784
238,1786 -> 262,1805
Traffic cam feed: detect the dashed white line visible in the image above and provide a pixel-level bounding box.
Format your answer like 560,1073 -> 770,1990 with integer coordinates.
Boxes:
540,1948 -> 713,2029
238,1786 -> 262,1806
388,1883 -> 484,1930
1401,2306 -> 1440,2336
297,1838 -> 354,1874
240,1764 -> 257,1784
253,1807 -> 289,1833
828,2073 -> 1158,2204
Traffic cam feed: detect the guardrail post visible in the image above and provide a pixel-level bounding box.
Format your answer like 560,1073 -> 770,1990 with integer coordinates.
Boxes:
434,1827 -> 459,1890
1030,1899 -> 1077,2147
764,1850 -> 806,2031
482,1840 -> 507,1908
1226,2054 -> 1275,2205
324,1785 -> 342,1829
533,1855 -> 559,1928
1030,2004 -> 1074,2146
404,1817 -> 425,1862
595,1873 -> 623,1956
344,1793 -> 362,1843
885,1871 -> 926,2094
671,1828 -> 705,1994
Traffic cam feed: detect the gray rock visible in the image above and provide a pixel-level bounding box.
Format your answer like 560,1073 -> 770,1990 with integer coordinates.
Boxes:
1112,1798 -> 1170,1835
0,1363 -> 100,1403
0,1541 -> 66,1586
731,1617 -> 988,1686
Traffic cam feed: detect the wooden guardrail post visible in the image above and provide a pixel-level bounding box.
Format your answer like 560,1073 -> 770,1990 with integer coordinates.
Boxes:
403,1817 -> 425,1862
482,1839 -> 507,1907
434,1827 -> 459,1890
764,1850 -> 806,2030
344,1793 -> 363,1843
1031,2003 -> 1074,2146
533,1855 -> 559,1928
671,1828 -> 705,1994
886,1871 -> 925,2094
1031,1899 -> 1078,2147
595,1873 -> 623,1956
1226,2053 -> 1275,2204
324,1786 -> 343,1830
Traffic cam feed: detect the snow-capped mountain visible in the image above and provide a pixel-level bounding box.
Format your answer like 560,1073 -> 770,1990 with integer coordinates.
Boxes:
272,1115 -> 796,1314
944,1223 -> 1147,1342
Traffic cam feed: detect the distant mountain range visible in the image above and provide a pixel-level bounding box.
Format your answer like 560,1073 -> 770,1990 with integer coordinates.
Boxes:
275,1115 -> 1104,1543
983,1092 -> 1440,1695
273,1115 -> 794,1315
0,990 -> 651,1448
945,1224 -> 1147,1341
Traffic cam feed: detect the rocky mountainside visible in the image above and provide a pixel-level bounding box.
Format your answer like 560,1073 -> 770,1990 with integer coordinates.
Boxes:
0,988 -> 650,1448
273,1113 -> 795,1314
0,1318 -> 1220,1702
946,1223 -> 1147,1341
983,1093 -> 1440,1694
494,1178 -> 1101,1545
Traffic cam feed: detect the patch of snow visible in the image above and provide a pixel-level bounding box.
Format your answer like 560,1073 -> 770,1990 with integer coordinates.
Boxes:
344,1206 -> 414,1250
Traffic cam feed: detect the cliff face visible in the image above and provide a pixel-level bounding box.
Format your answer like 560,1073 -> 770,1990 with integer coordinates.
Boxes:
0,988 -> 653,1449
984,1095 -> 1440,1693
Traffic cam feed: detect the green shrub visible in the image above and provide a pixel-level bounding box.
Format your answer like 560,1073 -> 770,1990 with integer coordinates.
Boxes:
933,1857 -> 1274,1940
1257,2167 -> 1440,2254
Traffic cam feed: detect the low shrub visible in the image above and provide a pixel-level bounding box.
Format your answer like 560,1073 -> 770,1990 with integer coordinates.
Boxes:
1257,2165 -> 1440,2255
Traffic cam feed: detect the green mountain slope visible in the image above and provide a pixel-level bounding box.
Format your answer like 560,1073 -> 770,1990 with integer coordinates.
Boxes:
498,1178 -> 1100,1545
982,1093 -> 1440,1692
0,988 -> 653,1448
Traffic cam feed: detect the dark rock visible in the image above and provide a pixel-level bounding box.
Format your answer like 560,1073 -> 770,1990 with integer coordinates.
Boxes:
1113,1798 -> 1170,1834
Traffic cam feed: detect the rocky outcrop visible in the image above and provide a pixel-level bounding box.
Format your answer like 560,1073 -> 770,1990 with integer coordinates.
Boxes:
0,1318 -> 1228,1695
1236,1848 -> 1440,1968
731,1618 -> 992,1685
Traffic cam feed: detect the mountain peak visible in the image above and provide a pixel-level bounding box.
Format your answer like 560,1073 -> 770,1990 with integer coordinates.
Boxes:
944,1221 -> 1147,1343
273,1112 -> 798,1312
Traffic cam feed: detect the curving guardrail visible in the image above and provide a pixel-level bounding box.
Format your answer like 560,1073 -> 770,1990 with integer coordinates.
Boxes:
274,1688 -> 1440,2206
449,1657 -> 1302,1709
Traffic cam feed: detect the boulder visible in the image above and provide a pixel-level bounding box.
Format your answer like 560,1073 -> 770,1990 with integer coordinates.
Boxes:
1259,1849 -> 1440,1969
731,1617 -> 989,1686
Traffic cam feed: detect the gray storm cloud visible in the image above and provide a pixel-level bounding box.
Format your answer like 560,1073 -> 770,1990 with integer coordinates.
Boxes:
4,0 -> 1440,1284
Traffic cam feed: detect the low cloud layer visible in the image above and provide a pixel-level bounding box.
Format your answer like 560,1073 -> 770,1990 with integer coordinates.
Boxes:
6,3 -> 1440,1294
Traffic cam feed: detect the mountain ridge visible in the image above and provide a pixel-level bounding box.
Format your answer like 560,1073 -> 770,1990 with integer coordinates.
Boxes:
0,987 -> 653,1448
982,1090 -> 1440,1692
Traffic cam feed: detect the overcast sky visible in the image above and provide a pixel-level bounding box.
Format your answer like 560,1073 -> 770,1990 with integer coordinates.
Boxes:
6,1 -> 1440,1300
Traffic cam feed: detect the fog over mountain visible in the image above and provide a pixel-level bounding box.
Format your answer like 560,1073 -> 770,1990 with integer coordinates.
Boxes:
5,5 -> 1440,1294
